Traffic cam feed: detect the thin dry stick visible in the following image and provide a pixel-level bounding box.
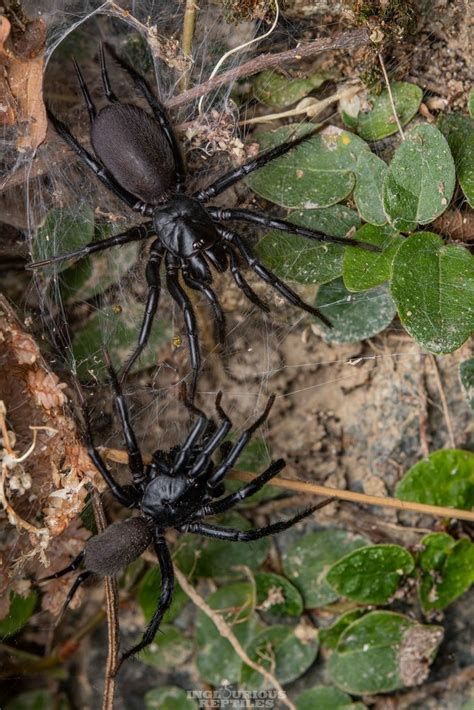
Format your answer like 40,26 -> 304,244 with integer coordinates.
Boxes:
429,354 -> 456,448
174,566 -> 296,710
377,52 -> 405,139
180,0 -> 198,90
99,447 -> 474,522
166,28 -> 370,110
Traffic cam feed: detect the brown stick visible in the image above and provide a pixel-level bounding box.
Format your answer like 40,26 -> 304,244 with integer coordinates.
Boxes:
166,28 -> 370,110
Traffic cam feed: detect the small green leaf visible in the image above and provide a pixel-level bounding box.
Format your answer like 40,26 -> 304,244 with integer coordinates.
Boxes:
390,232 -> 474,353
252,70 -> 331,109
395,449 -> 474,510
247,125 -> 370,209
0,591 -> 37,638
255,572 -> 303,617
329,611 -> 443,695
343,224 -> 403,291
241,624 -> 318,689
144,686 -> 197,710
460,359 -> 474,409
315,278 -> 396,343
354,83 -> 422,141
5,690 -> 57,710
326,544 -> 415,604
32,205 -> 95,274
319,610 -> 367,650
418,533 -> 474,612
282,529 -> 369,607
469,88 -> 474,118
353,152 -> 388,225
256,206 -> 361,285
139,624 -> 193,667
383,124 -> 455,231
439,113 -> 474,207
138,568 -> 188,625
296,685 -> 366,710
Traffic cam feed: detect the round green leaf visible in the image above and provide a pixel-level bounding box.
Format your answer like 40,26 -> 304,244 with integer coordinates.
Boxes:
139,624 -> 193,668
145,686 -> 197,710
343,224 -> 403,291
329,611 -> 443,695
326,544 -> 415,604
255,572 -> 303,617
383,124 -> 455,231
460,359 -> 474,410
256,206 -> 361,285
296,685 -> 366,710
196,582 -> 258,686
319,610 -> 367,650
315,278 -> 396,342
252,70 -> 331,109
353,152 -> 388,225
439,113 -> 474,207
241,624 -> 318,689
247,125 -> 370,209
354,82 -> 422,141
418,533 -> 474,612
395,449 -> 474,510
32,205 -> 95,274
390,232 -> 474,353
0,591 -> 37,638
138,568 -> 188,625
282,529 -> 369,607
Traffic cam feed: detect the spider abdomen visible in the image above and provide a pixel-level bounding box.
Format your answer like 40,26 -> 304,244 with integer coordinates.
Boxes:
84,516 -> 152,576
91,104 -> 177,204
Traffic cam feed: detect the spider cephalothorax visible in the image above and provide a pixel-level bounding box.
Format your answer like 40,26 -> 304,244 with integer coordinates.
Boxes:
41,353 -> 332,674
29,43 -> 378,398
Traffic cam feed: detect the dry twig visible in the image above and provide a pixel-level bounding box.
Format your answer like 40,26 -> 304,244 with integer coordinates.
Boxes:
378,51 -> 405,139
429,354 -> 456,448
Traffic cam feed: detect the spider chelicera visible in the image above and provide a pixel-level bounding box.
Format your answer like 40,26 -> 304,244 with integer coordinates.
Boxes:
29,44 -> 378,397
41,350 -> 332,673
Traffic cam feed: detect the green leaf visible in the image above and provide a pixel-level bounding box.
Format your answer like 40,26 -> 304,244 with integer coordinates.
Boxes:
223,437 -> 281,505
319,610 -> 367,650
282,529 -> 369,607
395,449 -> 474,510
354,83 -> 422,141
383,124 -> 455,231
326,544 -> 415,604
353,152 -> 388,225
390,232 -> 474,353
315,278 -> 396,342
256,206 -> 361,285
241,624 -> 318,689
32,205 -> 95,274
296,685 -> 366,710
72,300 -> 171,379
460,359 -> 474,409
255,572 -> 303,617
0,591 -> 37,638
329,611 -> 443,694
144,686 -> 197,710
5,690 -> 57,710
469,88 -> 474,118
252,70 -> 331,109
343,224 -> 403,291
247,125 -> 370,209
138,568 -> 188,624
418,533 -> 474,612
196,582 -> 258,686
139,624 -> 193,667
438,113 -> 474,207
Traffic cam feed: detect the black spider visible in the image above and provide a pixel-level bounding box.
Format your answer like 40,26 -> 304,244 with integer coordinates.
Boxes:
41,351 -> 332,674
29,44 -> 378,397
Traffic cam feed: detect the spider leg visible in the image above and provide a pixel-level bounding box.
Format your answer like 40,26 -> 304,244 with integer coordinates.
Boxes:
99,43 -> 119,102
223,244 -> 270,312
210,208 -> 381,253
115,532 -> 174,673
195,127 -> 321,202
72,57 -> 97,122
198,458 -> 286,515
170,396 -> 209,473
103,43 -> 185,190
27,221 -> 154,269
180,498 -> 334,540
187,393 -> 232,477
166,258 -> 201,401
120,239 -> 165,383
102,349 -> 146,489
218,227 -> 332,328
183,273 -> 226,345
56,570 -> 93,623
39,551 -> 85,582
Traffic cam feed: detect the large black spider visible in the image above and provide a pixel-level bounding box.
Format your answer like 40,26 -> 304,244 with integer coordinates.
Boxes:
29,44 -> 378,397
41,351 -> 332,673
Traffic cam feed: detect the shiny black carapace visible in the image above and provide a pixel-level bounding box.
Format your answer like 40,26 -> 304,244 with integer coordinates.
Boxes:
30,44 -> 378,397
